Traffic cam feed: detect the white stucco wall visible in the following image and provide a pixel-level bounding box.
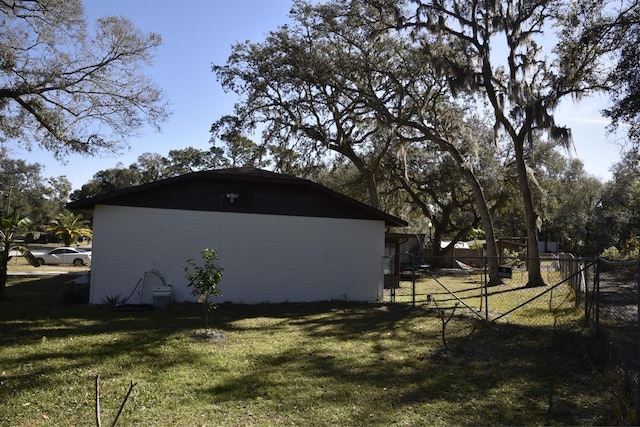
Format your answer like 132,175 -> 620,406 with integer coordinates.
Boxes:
89,205 -> 386,305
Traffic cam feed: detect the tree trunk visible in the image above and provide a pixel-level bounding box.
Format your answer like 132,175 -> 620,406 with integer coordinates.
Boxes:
341,149 -> 380,209
0,245 -> 10,301
362,169 -> 380,210
458,165 -> 501,285
514,139 -> 545,287
0,271 -> 7,301
430,135 -> 501,285
431,231 -> 442,268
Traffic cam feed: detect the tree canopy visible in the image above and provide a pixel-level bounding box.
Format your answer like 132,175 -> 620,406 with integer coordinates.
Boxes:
603,0 -> 640,144
69,147 -> 228,201
215,0 -> 562,282
386,0 -> 624,285
0,146 -> 70,227
212,0 -> 416,209
0,0 -> 169,158
590,148 -> 640,253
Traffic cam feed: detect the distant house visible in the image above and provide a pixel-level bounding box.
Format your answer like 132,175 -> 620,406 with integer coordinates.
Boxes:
67,167 -> 407,305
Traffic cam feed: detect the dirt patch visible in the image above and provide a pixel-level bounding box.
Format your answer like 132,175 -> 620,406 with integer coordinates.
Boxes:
189,330 -> 228,343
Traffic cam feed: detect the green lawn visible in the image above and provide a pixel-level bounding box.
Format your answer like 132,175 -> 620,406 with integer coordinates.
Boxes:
0,274 -> 620,426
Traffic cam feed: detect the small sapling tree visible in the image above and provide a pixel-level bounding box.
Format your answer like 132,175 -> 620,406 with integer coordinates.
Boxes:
183,249 -> 223,332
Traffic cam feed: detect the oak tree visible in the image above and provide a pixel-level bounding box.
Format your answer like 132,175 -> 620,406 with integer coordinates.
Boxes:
213,0 -> 504,283
395,0 -> 618,285
0,0 -> 169,157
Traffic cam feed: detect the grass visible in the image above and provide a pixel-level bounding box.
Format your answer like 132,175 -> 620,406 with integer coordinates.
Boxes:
0,274 -> 617,426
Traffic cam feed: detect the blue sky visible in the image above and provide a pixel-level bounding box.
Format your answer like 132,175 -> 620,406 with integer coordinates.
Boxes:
8,0 -> 625,190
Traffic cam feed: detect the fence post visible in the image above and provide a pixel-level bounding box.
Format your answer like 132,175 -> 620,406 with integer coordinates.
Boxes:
595,257 -> 601,334
484,256 -> 489,320
585,260 -> 592,323
390,273 -> 395,304
411,253 -> 416,308
636,259 -> 640,425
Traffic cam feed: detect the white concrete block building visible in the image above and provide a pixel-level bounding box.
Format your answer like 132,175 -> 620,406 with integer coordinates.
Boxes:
68,167 -> 406,305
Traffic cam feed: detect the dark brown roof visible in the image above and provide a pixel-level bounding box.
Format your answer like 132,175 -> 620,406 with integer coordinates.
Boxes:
67,167 -> 407,227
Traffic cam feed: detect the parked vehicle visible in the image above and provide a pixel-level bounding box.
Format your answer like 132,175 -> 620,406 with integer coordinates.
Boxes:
32,247 -> 92,266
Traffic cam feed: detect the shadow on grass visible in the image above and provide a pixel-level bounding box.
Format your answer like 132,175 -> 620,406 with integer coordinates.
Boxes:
203,308 -> 605,425
2,277 -> 205,395
1,276 -> 614,425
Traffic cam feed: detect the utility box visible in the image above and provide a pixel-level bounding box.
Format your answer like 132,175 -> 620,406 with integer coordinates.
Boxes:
498,266 -> 513,279
152,285 -> 172,309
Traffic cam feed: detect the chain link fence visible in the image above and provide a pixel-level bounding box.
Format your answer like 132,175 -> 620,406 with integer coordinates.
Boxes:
383,254 -> 596,327
594,258 -> 640,423
383,253 -> 640,422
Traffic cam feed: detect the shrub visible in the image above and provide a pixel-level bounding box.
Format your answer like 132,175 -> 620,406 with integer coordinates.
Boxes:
601,246 -> 622,260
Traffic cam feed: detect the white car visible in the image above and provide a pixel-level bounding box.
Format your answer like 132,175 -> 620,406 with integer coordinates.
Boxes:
32,247 -> 92,266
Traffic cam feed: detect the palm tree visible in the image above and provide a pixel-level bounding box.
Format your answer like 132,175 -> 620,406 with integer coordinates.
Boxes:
46,211 -> 92,247
1,214 -> 40,301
